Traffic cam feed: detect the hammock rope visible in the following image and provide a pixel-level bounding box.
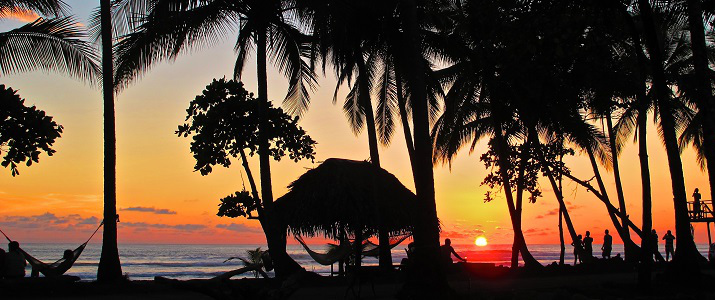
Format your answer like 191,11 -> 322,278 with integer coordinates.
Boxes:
295,235 -> 353,266
0,221 -> 104,277
361,234 -> 412,257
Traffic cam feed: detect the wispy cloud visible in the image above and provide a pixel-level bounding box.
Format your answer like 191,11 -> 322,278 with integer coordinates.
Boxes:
122,222 -> 205,231
121,206 -> 177,215
0,213 -> 99,231
216,223 -> 262,233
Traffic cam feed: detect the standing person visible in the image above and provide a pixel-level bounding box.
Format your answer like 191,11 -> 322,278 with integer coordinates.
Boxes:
0,248 -> 6,279
572,235 -> 583,265
693,188 -> 702,218
601,229 -> 612,259
651,229 -> 660,261
583,231 -> 594,261
663,230 -> 675,261
4,241 -> 26,278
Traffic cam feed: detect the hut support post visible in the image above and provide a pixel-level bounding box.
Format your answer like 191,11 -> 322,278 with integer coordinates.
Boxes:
708,222 -> 712,246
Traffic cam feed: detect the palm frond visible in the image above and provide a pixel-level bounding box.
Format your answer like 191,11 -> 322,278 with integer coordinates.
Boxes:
0,0 -> 66,18
0,17 -> 100,84
113,1 -> 237,91
268,21 -> 317,116
375,60 -> 397,145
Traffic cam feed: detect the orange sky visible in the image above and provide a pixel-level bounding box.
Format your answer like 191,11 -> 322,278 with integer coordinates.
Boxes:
0,4 -> 711,249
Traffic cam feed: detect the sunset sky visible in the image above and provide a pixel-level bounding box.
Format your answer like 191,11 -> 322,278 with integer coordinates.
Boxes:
0,1 -> 711,248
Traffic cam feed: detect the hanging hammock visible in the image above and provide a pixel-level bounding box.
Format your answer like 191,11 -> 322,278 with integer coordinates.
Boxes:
0,221 -> 103,277
294,235 -> 353,266
361,234 -> 412,257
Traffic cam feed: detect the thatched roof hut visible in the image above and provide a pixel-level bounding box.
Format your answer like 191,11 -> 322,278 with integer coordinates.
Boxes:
274,158 -> 416,240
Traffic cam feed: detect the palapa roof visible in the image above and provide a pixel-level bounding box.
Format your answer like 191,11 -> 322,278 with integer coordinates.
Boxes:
274,158 -> 416,240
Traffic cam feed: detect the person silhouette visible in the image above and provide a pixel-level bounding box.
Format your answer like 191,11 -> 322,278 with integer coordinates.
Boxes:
0,248 -> 5,279
572,234 -> 583,265
4,241 -> 26,278
601,229 -> 612,259
651,229 -> 660,261
663,230 -> 675,261
693,188 -> 702,218
583,231 -> 594,261
440,238 -> 466,265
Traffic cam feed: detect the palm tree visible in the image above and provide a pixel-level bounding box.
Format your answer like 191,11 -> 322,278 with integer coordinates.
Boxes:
636,0 -> 703,267
685,0 -> 715,205
96,0 -> 122,282
112,0 -> 315,278
302,1 -> 388,267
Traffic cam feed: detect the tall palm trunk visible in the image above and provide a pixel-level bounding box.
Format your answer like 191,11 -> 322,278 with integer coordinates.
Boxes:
97,0 -> 122,282
255,29 -> 301,278
687,0 -> 715,204
355,58 -> 392,270
398,0 -> 446,294
559,206 -> 565,265
637,0 -> 702,267
638,103 -> 654,287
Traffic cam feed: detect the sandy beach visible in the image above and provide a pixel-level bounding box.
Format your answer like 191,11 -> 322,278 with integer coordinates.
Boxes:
3,262 -> 714,299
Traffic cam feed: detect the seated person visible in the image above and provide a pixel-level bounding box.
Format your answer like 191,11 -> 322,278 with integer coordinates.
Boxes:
4,241 -> 26,279
440,238 -> 467,265
31,249 -> 75,277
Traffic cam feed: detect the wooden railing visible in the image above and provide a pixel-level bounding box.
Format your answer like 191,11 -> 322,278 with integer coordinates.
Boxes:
688,200 -> 714,221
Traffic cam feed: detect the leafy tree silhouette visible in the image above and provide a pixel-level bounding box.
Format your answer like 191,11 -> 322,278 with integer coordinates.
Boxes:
0,85 -> 63,176
178,78 -> 316,274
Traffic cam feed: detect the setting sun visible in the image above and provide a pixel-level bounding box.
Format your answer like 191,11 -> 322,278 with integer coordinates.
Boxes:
475,236 -> 488,247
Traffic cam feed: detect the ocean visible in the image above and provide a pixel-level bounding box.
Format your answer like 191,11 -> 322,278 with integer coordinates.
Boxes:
16,243 -> 711,281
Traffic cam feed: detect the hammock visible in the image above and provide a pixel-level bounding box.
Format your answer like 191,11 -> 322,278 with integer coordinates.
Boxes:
295,235 -> 353,266
0,221 -> 103,277
361,234 -> 412,257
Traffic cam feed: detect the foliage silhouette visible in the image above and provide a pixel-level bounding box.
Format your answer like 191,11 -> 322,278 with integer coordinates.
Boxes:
0,85 -> 63,176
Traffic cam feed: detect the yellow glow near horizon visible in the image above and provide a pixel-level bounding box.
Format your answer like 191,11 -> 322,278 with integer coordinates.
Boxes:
475,236 -> 488,247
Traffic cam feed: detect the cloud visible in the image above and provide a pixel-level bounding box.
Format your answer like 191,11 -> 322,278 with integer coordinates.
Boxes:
536,209 -> 560,219
524,227 -> 553,236
0,213 -> 100,232
122,222 -> 206,231
1,9 -> 40,23
216,223 -> 262,233
121,206 -> 177,215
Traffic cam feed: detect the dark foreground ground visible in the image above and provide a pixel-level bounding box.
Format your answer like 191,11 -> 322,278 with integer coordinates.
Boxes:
2,261 -> 714,299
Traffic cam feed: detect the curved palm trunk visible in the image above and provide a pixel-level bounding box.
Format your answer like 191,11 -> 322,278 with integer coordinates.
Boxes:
396,76 -> 416,174
687,0 -> 715,206
544,166 -> 579,246
637,0 -> 703,268
255,29 -> 302,279
586,147 -> 641,260
355,58 -> 392,270
493,124 -> 541,268
97,0 -> 122,282
606,114 -> 630,236
512,129 -> 535,267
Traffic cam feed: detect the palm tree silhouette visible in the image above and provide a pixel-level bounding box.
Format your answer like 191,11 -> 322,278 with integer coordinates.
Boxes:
112,0 -> 315,278
636,0 -> 703,267
96,0 -> 123,282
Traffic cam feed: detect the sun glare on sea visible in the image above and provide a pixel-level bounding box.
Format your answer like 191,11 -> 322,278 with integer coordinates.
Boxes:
475,236 -> 488,247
